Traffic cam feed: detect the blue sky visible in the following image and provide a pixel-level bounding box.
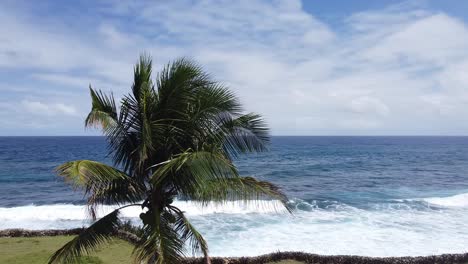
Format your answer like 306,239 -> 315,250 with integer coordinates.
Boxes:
1,0 -> 468,136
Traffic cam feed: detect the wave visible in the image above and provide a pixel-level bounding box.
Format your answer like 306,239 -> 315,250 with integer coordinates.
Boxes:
419,192 -> 468,208
0,204 -> 140,221
0,200 -> 287,225
0,194 -> 466,226
174,200 -> 288,214
396,192 -> 468,208
1,198 -> 468,257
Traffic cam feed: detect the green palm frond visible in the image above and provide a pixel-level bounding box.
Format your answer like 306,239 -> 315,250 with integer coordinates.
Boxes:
156,215 -> 186,264
213,112 -> 269,158
48,209 -> 121,264
168,205 -> 209,259
150,150 -> 238,194
132,54 -> 153,101
188,177 -> 291,212
105,56 -> 157,178
133,210 -> 185,264
131,226 -> 160,264
56,160 -> 145,218
56,160 -> 130,186
189,83 -> 242,122
85,87 -> 117,130
155,58 -> 209,109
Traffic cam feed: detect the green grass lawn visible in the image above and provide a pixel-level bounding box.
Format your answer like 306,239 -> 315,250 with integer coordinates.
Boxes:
0,236 -> 303,264
0,236 -> 133,264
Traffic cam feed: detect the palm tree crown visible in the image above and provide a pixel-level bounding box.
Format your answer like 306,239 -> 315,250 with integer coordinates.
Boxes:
49,55 -> 289,264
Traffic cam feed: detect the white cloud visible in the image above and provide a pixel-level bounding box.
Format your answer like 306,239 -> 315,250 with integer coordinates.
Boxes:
32,74 -> 90,88
99,24 -> 132,48
360,14 -> 468,66
21,100 -> 79,116
0,99 -> 82,135
1,0 -> 468,135
350,97 -> 390,116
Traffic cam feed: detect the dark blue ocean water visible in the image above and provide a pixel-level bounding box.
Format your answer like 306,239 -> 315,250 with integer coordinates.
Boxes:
1,136 -> 467,207
1,136 -> 468,256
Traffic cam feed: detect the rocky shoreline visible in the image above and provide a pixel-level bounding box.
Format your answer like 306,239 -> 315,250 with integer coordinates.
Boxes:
184,252 -> 468,264
1,229 -> 467,264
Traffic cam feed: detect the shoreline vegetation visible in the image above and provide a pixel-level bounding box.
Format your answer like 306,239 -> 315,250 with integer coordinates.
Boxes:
2,229 -> 468,264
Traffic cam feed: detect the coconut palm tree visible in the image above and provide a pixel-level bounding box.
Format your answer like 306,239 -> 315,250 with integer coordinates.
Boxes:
49,55 -> 289,264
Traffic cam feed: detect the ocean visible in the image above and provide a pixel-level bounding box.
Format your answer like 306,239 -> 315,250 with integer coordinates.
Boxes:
1,136 -> 468,257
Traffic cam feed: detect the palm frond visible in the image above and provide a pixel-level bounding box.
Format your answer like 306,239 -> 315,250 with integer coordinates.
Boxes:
189,83 -> 242,121
150,150 -> 238,195
156,215 -> 186,264
85,87 -> 117,130
106,99 -> 141,174
132,54 -> 153,102
189,177 -> 291,213
213,112 -> 270,158
48,209 -> 121,264
56,160 -> 145,218
56,160 -> 129,186
155,58 -> 211,121
133,210 -> 185,264
168,205 -> 209,259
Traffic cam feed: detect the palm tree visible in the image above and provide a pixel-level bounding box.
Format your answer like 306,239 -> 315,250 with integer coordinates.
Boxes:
49,55 -> 290,264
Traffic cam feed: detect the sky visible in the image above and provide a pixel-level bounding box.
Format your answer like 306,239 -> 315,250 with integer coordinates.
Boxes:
1,0 -> 468,136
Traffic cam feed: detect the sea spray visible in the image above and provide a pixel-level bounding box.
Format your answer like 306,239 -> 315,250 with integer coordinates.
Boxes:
1,195 -> 468,257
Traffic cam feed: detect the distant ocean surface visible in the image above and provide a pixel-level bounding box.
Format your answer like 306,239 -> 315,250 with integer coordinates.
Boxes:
1,136 -> 468,257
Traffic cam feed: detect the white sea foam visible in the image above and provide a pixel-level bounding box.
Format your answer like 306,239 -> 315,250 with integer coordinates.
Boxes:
1,198 -> 468,257
0,200 -> 286,229
419,192 -> 468,208
0,200 -> 285,221
174,200 -> 288,215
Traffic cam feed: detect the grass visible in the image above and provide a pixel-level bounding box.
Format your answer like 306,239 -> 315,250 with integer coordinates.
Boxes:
0,236 -> 133,264
0,236 -> 302,264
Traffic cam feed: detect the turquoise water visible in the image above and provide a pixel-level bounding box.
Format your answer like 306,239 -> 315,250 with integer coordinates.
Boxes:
1,136 -> 468,256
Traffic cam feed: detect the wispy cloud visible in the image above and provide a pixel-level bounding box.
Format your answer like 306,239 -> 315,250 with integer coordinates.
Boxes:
21,100 -> 79,116
1,0 -> 468,135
